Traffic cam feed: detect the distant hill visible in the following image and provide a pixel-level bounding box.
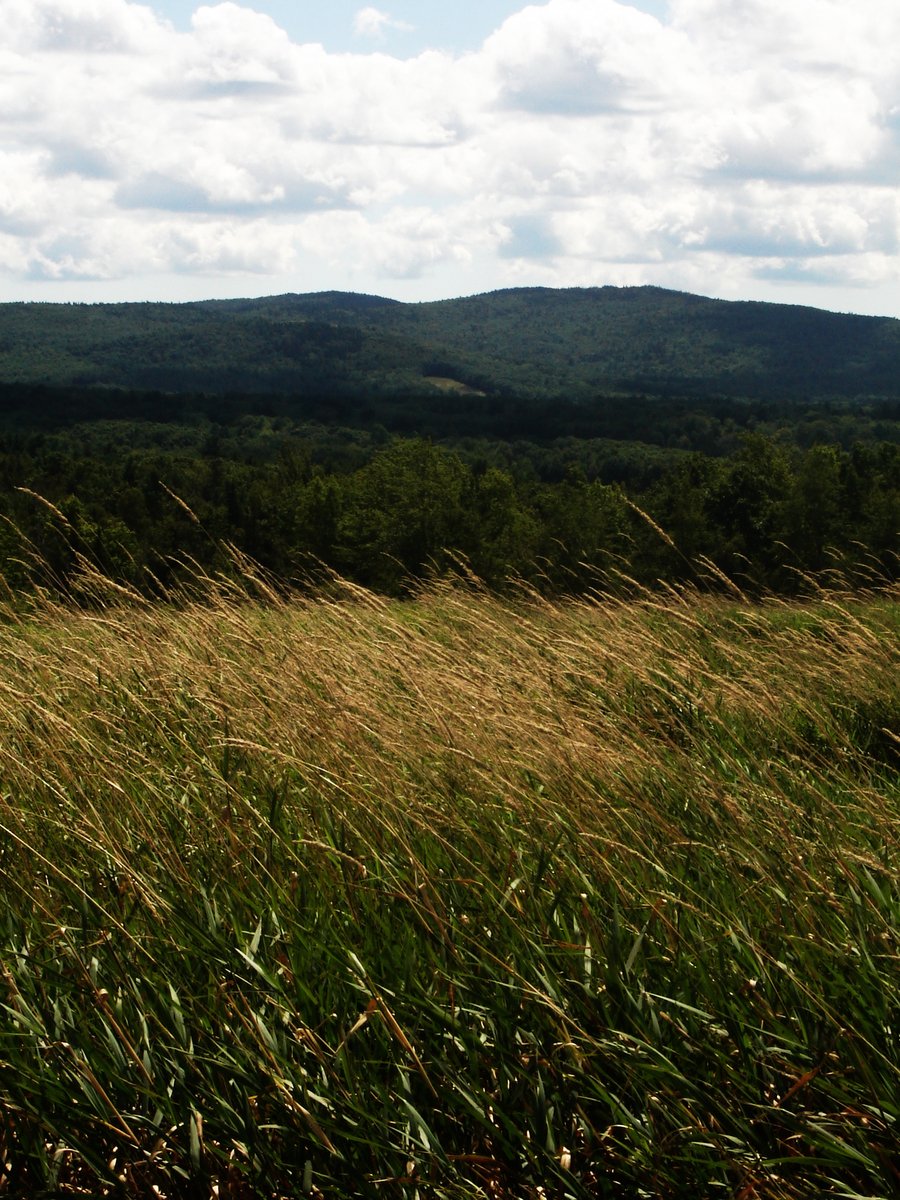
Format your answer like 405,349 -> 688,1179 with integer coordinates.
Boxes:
1,286 -> 900,405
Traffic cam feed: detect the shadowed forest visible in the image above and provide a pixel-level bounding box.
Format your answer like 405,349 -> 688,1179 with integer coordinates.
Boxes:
0,285 -> 897,598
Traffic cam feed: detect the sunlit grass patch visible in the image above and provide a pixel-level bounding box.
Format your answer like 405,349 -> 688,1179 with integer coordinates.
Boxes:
0,571 -> 897,1197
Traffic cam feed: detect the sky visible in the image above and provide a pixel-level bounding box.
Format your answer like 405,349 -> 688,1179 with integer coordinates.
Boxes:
2,0 -> 900,316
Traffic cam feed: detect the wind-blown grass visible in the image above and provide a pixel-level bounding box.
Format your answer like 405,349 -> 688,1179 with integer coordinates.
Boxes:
0,567 -> 897,1197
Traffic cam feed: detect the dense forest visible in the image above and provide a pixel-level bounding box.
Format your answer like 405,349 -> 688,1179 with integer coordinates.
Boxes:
3,286 -> 900,403
1,418 -> 897,599
0,286 -> 897,598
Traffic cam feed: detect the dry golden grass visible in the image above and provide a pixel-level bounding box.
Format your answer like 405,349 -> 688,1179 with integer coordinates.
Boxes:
0,572 -> 897,1196
2,575 -> 895,858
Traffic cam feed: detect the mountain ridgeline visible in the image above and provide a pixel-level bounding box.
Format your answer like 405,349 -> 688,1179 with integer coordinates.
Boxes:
0,285 -> 897,599
2,285 -> 900,407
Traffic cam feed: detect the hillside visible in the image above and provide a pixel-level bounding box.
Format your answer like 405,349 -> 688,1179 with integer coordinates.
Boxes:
2,285 -> 900,404
0,284 -> 896,601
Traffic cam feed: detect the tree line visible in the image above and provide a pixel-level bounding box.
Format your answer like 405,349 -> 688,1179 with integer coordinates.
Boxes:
0,433 -> 896,599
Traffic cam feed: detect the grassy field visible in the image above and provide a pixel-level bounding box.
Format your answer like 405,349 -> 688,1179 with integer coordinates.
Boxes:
0,566 -> 897,1198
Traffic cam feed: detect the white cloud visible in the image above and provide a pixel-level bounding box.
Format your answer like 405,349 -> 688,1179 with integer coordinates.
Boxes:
484,0 -> 698,115
1,0 -> 900,310
183,3 -> 297,88
3,0 -> 165,53
352,7 -> 413,40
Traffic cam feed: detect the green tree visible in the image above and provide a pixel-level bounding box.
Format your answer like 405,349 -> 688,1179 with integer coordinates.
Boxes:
783,444 -> 846,571
340,440 -> 472,590
708,435 -> 793,585
468,466 -> 541,584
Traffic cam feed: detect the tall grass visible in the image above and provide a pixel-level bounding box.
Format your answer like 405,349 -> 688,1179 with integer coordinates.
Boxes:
0,563 -> 897,1197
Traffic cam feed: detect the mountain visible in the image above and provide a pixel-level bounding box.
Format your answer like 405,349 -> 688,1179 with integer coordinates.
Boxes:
2,285 -> 900,405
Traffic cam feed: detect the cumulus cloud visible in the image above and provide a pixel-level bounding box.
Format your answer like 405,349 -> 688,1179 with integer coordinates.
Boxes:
1,0 -> 900,309
352,7 -> 413,40
485,0 -> 699,115
3,0 -> 165,53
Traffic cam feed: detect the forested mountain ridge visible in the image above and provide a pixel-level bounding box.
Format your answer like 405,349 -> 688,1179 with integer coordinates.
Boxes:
0,284 -> 896,601
2,285 -> 900,403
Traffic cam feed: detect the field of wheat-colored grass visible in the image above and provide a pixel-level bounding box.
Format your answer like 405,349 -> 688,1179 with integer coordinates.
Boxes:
0,568 -> 897,1197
